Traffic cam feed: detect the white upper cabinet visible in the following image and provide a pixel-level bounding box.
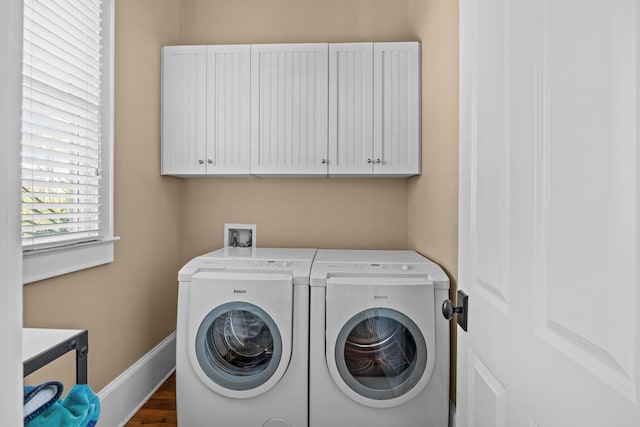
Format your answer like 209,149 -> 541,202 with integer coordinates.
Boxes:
373,42 -> 421,176
161,45 -> 251,177
328,43 -> 374,176
328,42 -> 421,177
161,46 -> 207,176
162,42 -> 420,178
250,44 -> 329,177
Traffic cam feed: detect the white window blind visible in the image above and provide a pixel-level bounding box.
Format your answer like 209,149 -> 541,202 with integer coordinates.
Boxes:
21,0 -> 104,251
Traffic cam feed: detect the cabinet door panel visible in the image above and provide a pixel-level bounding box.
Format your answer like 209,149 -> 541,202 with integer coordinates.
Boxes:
206,46 -> 250,175
328,43 -> 374,176
251,44 -> 328,177
373,42 -> 421,176
161,46 -> 207,175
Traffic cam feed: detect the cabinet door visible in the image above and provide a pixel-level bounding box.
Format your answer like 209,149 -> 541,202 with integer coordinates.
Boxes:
161,46 -> 207,176
373,42 -> 421,176
251,44 -> 328,177
328,43 -> 374,176
206,45 -> 251,175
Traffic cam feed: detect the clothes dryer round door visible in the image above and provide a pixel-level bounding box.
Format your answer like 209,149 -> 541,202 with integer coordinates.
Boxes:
325,278 -> 436,408
188,272 -> 293,399
195,301 -> 282,390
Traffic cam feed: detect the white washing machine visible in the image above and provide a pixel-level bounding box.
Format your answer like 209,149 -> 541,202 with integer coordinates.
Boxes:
309,250 -> 450,427
177,248 -> 316,427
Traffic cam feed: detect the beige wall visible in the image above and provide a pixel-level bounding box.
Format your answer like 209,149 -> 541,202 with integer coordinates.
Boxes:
23,0 -> 184,391
182,179 -> 409,261
407,0 -> 460,401
23,0 -> 460,405
180,0 -> 411,45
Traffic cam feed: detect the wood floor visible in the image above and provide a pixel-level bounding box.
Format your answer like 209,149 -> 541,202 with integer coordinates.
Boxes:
124,373 -> 177,426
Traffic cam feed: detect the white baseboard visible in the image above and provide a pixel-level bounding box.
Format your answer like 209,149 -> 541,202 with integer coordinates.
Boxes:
97,332 -> 176,427
450,400 -> 456,427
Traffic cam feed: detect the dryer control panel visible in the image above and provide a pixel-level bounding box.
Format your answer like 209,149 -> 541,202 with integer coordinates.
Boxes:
325,263 -> 422,273
310,250 -> 450,290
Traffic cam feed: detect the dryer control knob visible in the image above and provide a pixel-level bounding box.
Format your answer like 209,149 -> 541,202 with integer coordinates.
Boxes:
401,264 -> 410,271
280,261 -> 288,268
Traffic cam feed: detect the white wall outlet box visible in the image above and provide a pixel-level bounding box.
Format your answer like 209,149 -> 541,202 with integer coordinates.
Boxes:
224,223 -> 256,257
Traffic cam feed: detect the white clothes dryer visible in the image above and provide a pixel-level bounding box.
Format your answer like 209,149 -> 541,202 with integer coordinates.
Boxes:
177,248 -> 316,427
309,250 -> 450,427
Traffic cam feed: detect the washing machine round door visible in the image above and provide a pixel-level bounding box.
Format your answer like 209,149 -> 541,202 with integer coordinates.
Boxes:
195,301 -> 282,391
335,307 -> 427,401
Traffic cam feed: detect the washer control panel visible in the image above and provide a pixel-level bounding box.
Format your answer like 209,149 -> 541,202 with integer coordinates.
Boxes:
180,258 -> 313,285
195,259 -> 304,271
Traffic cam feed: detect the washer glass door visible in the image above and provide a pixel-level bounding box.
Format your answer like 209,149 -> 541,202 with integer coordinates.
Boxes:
195,301 -> 282,391
335,307 -> 427,400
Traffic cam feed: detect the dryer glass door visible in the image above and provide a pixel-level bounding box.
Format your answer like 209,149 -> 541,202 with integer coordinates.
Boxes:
195,301 -> 282,391
335,307 -> 427,400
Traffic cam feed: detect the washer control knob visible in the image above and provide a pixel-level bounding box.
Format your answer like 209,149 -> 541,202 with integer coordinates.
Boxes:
401,264 -> 409,271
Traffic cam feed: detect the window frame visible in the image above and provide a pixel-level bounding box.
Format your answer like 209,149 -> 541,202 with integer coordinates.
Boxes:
22,0 -> 117,285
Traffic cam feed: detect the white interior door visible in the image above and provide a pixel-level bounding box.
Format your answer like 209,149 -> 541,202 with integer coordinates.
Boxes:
457,0 -> 640,426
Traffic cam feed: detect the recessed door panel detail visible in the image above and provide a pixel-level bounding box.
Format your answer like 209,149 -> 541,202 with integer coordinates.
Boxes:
532,0 -> 639,401
468,352 -> 507,427
469,0 -> 511,313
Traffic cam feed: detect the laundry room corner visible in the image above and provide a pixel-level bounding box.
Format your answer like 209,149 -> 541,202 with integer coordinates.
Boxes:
406,0 -> 460,405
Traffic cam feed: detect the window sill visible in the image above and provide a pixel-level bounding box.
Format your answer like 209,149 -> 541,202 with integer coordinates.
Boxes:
23,237 -> 119,285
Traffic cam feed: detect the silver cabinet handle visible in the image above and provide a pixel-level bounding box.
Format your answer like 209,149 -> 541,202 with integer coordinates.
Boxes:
367,158 -> 372,164
321,159 -> 327,165
198,159 -> 204,165
376,158 -> 382,164
207,159 -> 213,164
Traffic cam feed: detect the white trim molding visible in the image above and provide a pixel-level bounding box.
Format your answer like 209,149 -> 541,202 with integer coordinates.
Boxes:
97,332 -> 176,427
0,0 -> 24,423
23,238 -> 119,284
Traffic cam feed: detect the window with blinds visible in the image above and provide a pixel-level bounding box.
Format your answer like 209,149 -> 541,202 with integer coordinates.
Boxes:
21,0 -> 104,251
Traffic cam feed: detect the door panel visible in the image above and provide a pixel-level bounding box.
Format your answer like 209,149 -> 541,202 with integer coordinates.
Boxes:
373,42 -> 421,175
250,44 -> 328,176
472,0 -> 511,313
328,43 -> 374,175
161,46 -> 207,175
469,352 -> 507,427
458,0 -> 640,425
206,46 -> 250,175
